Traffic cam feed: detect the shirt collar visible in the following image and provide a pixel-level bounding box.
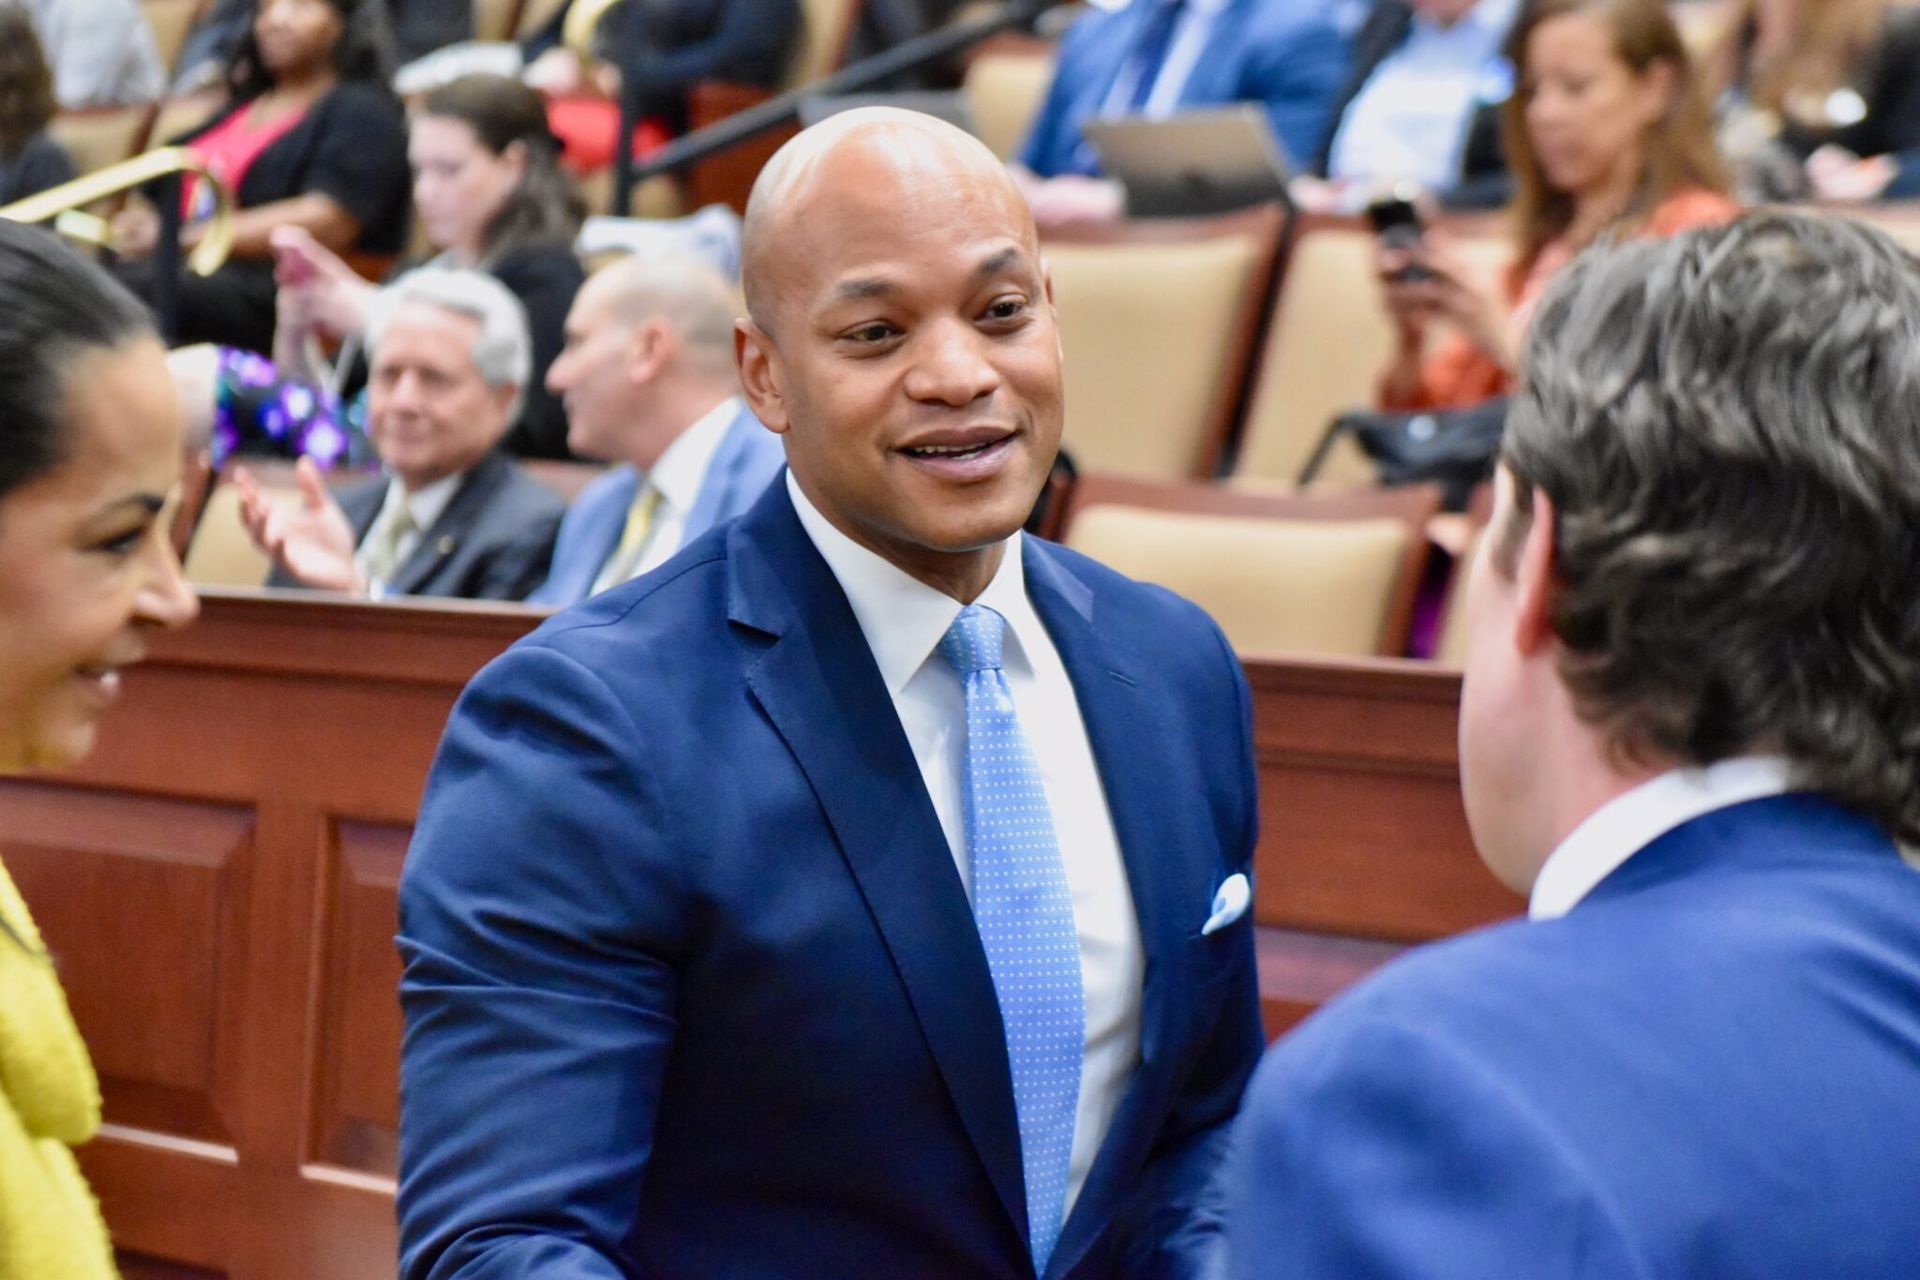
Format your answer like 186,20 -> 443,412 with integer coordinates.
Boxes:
1528,755 -> 1797,921
646,395 -> 740,515
383,468 -> 465,535
784,471 -> 1044,695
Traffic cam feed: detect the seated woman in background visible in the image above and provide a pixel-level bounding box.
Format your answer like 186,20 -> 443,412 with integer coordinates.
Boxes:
1710,0 -> 1920,203
0,8 -> 75,206
1376,0 -> 1736,412
0,221 -> 198,1279
111,0 -> 411,357
181,73 -> 588,462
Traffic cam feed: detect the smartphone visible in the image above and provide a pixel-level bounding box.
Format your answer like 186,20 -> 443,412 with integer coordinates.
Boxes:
1365,191 -> 1433,282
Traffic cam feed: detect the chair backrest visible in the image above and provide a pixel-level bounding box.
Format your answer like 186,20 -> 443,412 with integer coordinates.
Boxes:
1233,216 -> 1512,488
1042,203 -> 1285,482
183,483 -> 282,588
1058,474 -> 1442,657
515,0 -> 570,39
787,0 -> 863,89
963,46 -> 1056,161
143,0 -> 205,76
48,105 -> 157,177
474,0 -> 522,42
149,92 -> 225,147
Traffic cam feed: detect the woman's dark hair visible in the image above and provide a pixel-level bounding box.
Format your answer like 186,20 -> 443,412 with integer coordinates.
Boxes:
0,6 -> 58,160
227,0 -> 396,101
0,220 -> 157,505
421,74 -> 586,261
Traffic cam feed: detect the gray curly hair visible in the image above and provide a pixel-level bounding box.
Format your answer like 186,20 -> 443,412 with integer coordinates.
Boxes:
1495,210 -> 1920,846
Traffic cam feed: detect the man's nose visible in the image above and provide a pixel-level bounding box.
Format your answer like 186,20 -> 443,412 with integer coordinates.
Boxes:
904,320 -> 1001,408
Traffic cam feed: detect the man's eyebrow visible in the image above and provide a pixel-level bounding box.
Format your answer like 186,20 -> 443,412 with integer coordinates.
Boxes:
825,249 -> 1033,307
829,277 -> 898,303
972,247 -> 1027,281
97,494 -> 167,520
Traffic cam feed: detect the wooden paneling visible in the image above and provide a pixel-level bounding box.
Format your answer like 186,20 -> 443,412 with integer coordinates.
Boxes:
1243,656 -> 1523,1034
4,590 -> 1518,1274
6,590 -> 541,1279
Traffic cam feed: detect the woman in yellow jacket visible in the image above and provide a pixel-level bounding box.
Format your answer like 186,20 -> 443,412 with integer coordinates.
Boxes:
0,219 -> 199,1274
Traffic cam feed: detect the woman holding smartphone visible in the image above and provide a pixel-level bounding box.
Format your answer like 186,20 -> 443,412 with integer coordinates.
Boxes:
1373,0 -> 1737,412
0,222 -> 199,1276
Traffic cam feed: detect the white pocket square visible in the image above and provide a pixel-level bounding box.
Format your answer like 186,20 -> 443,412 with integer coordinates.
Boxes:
1200,873 -> 1251,936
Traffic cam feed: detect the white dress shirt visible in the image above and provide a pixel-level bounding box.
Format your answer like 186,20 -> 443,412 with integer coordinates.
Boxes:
355,470 -> 463,599
1100,0 -> 1233,119
1327,0 -> 1518,190
1529,756 -> 1797,920
787,473 -> 1144,1216
594,395 -> 741,593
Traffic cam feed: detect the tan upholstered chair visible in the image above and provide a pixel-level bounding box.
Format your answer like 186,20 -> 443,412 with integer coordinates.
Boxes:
788,0 -> 863,89
183,484 -> 281,589
1058,475 -> 1442,657
1042,204 -> 1284,482
48,105 -> 157,177
475,0 -> 521,42
964,46 -> 1056,161
142,0 -> 204,77
1230,215 -> 1509,489
148,92 -> 225,147
515,0 -> 571,39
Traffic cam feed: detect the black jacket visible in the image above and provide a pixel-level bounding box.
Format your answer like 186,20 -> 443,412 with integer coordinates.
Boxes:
269,450 -> 564,600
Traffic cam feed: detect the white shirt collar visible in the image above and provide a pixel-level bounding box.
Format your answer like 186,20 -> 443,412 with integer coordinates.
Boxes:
646,395 -> 739,516
1528,756 -> 1797,920
383,468 -> 465,536
784,471 -> 1044,695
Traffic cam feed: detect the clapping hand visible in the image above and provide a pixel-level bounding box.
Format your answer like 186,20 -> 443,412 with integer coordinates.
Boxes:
233,458 -> 365,594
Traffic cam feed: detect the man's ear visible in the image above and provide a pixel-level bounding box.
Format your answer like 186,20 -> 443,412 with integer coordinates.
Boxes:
627,318 -> 675,387
735,318 -> 790,434
1512,486 -> 1558,657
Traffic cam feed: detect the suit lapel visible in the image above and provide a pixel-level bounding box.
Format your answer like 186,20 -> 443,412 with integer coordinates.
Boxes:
1022,542 -> 1198,1279
386,452 -> 503,597
726,485 -> 1030,1244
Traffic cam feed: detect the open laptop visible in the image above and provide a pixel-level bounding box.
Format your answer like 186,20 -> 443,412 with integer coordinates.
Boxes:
1082,105 -> 1292,218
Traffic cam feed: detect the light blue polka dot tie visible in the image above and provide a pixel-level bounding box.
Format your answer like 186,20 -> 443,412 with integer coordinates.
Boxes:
939,604 -> 1084,1274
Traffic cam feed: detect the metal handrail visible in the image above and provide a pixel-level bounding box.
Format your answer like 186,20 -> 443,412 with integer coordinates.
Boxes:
0,145 -> 235,277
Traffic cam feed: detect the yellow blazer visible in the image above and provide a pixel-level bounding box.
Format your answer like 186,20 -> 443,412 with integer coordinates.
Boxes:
0,858 -> 117,1279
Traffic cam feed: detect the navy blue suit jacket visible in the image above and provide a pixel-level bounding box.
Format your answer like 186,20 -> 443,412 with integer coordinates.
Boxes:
398,478 -> 1265,1279
1019,0 -> 1355,177
526,402 -> 785,607
1228,793 -> 1920,1277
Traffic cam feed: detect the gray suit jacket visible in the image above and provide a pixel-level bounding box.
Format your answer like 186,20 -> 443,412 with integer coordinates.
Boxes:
268,451 -> 563,601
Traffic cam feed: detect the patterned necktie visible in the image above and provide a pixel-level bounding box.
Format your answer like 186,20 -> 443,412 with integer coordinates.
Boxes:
592,485 -> 661,594
1123,0 -> 1187,113
938,604 -> 1084,1273
360,498 -> 416,593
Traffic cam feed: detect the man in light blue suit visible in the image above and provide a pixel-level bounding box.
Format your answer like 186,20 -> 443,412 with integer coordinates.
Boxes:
530,253 -> 785,607
1014,0 -> 1355,225
398,109 -> 1262,1279
1228,212 -> 1920,1277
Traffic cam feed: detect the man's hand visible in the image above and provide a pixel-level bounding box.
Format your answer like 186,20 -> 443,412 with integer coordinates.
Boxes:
1806,145 -> 1897,203
234,458 -> 366,594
